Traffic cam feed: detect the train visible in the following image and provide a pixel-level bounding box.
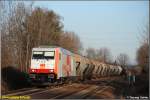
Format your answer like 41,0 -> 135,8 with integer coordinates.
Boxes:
29,46 -> 123,83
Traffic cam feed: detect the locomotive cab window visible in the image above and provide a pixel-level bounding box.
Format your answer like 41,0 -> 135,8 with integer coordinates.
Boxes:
32,51 -> 44,59
44,51 -> 55,59
32,51 -> 55,59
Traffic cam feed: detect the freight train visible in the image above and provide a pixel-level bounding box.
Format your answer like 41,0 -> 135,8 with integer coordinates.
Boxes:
29,46 -> 123,83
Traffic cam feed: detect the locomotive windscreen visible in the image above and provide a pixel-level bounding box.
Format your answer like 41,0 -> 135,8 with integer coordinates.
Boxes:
32,51 -> 55,59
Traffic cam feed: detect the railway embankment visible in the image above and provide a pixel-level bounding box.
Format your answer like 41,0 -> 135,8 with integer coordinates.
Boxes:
107,74 -> 149,99
1,66 -> 31,94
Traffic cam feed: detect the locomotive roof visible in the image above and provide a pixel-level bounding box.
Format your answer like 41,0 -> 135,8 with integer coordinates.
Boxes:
35,46 -> 59,48
32,46 -> 72,55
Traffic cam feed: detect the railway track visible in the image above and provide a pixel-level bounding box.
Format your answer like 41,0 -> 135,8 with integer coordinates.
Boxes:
3,82 -> 72,96
3,78 -> 119,99
2,87 -> 36,95
50,85 -> 90,99
49,84 -> 112,99
51,77 -> 118,99
4,88 -> 43,96
85,86 -> 114,99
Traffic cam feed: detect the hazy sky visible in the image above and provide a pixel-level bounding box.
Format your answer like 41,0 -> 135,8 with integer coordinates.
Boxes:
32,1 -> 149,64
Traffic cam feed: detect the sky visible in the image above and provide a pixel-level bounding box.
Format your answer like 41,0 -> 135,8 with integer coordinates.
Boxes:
30,1 -> 149,65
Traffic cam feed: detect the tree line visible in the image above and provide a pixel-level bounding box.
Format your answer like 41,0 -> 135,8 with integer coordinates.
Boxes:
136,22 -> 149,73
85,47 -> 130,67
1,2 -> 82,72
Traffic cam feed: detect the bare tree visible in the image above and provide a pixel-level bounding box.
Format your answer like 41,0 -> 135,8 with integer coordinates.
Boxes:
97,47 -> 112,63
85,48 -> 96,59
18,6 -> 64,71
137,43 -> 149,67
117,53 -> 129,67
59,31 -> 82,54
136,22 -> 149,72
85,47 -> 112,63
1,1 -> 17,68
139,22 -> 149,45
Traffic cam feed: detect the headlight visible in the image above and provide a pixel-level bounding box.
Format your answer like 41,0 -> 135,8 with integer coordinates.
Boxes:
32,69 -> 35,72
50,69 -> 54,72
